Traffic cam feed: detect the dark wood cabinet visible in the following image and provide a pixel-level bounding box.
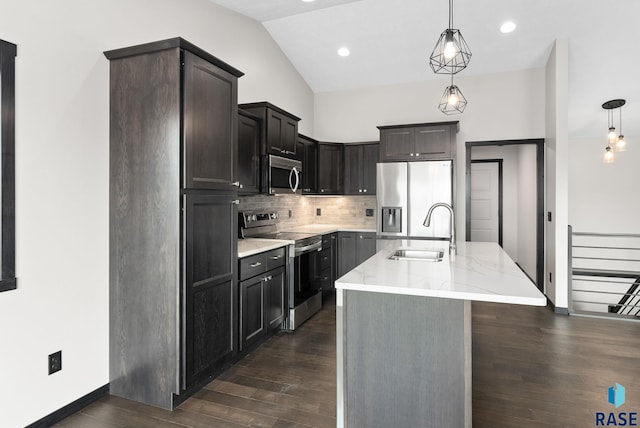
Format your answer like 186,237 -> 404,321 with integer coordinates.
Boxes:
236,110 -> 261,194
238,247 -> 287,351
297,134 -> 318,194
106,38 -> 243,410
239,102 -> 300,158
318,143 -> 344,194
184,194 -> 238,389
338,231 -> 377,277
183,51 -> 239,190
311,233 -> 338,299
344,143 -> 379,195
378,122 -> 458,162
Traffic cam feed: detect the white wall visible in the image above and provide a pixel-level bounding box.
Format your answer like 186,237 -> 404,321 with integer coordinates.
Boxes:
314,68 -> 546,247
517,145 -> 538,280
545,39 -> 570,309
0,0 -> 313,426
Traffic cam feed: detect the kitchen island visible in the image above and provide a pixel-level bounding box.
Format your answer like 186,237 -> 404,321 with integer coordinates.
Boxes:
335,240 -> 546,428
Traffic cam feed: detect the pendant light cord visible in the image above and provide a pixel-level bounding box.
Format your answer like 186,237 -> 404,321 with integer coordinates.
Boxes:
449,0 -> 454,29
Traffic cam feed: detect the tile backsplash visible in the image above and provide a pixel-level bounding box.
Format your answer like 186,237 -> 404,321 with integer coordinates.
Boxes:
239,194 -> 377,230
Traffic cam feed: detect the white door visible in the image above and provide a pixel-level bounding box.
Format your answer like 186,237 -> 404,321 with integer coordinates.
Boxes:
470,162 -> 500,243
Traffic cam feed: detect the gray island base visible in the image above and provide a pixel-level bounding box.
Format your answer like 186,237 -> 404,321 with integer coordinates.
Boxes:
337,290 -> 471,428
335,241 -> 546,427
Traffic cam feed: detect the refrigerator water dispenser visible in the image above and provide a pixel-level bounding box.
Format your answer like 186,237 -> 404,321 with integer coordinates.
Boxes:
382,207 -> 402,233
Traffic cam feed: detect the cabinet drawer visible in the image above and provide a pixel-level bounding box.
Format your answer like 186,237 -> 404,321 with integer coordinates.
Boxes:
318,249 -> 331,271
318,267 -> 332,291
266,247 -> 286,270
239,253 -> 267,281
322,234 -> 332,248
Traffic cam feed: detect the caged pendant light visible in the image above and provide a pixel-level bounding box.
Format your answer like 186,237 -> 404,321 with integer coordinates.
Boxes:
429,0 -> 472,75
438,73 -> 467,115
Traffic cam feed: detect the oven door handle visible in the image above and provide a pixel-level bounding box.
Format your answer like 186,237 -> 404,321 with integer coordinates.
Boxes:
295,240 -> 322,255
289,167 -> 300,194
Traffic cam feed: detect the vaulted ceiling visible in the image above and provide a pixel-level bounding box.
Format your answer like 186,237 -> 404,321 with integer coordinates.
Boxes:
209,0 -> 640,138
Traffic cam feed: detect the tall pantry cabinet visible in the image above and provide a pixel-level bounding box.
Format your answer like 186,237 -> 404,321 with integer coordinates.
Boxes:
105,38 -> 244,410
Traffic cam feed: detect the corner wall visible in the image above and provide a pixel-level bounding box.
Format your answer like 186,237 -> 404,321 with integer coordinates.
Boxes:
0,0 -> 313,426
545,38 -> 570,309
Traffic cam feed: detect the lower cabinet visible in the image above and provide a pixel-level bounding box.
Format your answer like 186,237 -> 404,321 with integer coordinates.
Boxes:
311,233 -> 337,300
337,231 -> 377,277
239,247 -> 287,351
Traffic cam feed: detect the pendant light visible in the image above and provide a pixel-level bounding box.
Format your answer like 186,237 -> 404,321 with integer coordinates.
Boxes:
616,106 -> 626,152
601,99 -> 626,163
429,0 -> 472,75
438,73 -> 467,115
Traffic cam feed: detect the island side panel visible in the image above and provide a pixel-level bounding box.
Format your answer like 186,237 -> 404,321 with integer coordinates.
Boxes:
340,290 -> 470,428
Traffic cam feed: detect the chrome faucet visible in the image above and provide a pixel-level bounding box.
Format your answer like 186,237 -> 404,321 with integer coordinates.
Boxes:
423,202 -> 456,255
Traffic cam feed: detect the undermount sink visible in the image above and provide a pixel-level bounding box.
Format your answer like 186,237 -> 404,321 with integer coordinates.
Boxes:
388,249 -> 445,262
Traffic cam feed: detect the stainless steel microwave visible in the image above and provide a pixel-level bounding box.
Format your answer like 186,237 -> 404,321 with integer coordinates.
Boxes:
265,154 -> 302,195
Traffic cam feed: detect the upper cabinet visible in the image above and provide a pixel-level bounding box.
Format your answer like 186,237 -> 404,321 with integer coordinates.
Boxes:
183,50 -> 239,190
344,142 -> 379,195
297,134 -> 318,194
378,122 -> 458,162
239,102 -> 300,158
318,143 -> 344,195
236,109 -> 261,194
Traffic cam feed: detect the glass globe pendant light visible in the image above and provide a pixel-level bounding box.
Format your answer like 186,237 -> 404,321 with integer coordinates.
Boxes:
601,99 -> 626,163
429,0 -> 472,74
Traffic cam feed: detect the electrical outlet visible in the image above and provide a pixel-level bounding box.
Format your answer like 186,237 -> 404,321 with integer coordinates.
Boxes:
288,209 -> 292,218
547,211 -> 552,222
49,350 -> 62,375
316,208 -> 321,216
549,272 -> 553,283
366,209 -> 374,217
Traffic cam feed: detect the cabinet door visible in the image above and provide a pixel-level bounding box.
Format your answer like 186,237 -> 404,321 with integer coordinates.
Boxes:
413,125 -> 453,159
282,117 -> 298,156
357,232 -> 377,264
338,232 -> 358,277
236,112 -> 261,194
266,110 -> 286,155
184,194 -> 238,389
298,137 -> 318,194
361,144 -> 379,194
343,145 -> 362,195
380,128 -> 414,161
318,144 -> 344,194
240,276 -> 265,351
183,51 -> 238,190
265,267 -> 286,331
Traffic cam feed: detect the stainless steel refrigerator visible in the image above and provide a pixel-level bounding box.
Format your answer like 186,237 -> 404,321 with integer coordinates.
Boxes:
377,161 -> 453,239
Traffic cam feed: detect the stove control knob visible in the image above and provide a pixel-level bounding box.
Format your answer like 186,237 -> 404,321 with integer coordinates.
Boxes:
251,215 -> 257,222
270,212 -> 278,219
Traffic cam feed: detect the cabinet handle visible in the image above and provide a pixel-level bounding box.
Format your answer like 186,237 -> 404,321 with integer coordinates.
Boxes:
263,275 -> 272,282
269,255 -> 282,260
231,181 -> 241,187
321,189 -> 325,193
359,235 -> 363,239
323,277 -> 329,281
232,200 -> 240,205
363,189 -> 367,193
250,262 -> 262,268
416,153 -> 420,157
410,153 -> 414,157
358,189 -> 362,193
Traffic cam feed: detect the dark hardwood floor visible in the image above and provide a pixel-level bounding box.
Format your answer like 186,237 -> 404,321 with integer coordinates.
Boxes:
55,296 -> 640,427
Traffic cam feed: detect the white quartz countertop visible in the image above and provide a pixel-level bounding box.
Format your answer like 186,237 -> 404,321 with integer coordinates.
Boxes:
238,238 -> 292,258
335,240 -> 547,306
284,224 -> 376,234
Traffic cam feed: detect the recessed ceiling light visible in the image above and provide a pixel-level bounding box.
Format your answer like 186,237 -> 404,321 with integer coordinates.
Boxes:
337,47 -> 350,57
301,0 -> 316,2
500,21 -> 517,34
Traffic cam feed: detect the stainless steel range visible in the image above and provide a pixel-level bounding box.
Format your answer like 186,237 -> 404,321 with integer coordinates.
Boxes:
240,211 -> 323,330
